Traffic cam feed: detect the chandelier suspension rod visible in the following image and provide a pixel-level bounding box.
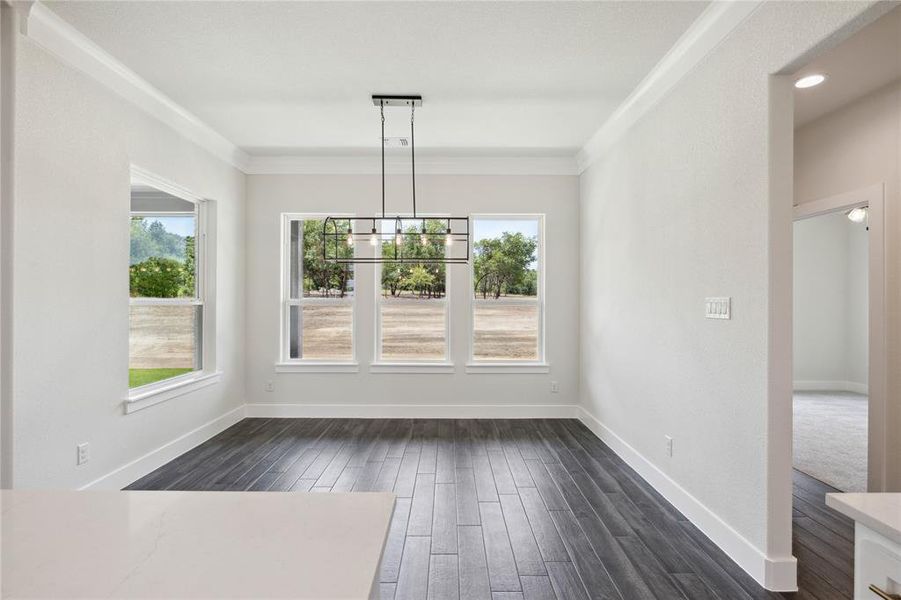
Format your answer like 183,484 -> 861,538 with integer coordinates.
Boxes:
411,105 -> 416,219
380,101 -> 386,218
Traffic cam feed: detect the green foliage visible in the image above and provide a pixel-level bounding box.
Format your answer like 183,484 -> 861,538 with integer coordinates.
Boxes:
473,231 -> 538,298
303,219 -> 353,297
380,220 -> 447,298
130,255 -> 194,298
402,265 -> 435,297
129,217 -> 196,298
130,217 -> 191,265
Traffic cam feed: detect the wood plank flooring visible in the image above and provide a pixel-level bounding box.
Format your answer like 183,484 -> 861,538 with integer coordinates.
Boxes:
126,418 -> 853,599
790,470 -> 854,599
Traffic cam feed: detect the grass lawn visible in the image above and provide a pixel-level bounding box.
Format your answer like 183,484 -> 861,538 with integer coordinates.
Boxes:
129,368 -> 193,389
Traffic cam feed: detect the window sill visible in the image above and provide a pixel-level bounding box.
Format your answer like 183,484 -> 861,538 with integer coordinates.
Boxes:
465,362 -> 550,374
275,362 -> 360,373
370,362 -> 455,374
124,371 -> 222,414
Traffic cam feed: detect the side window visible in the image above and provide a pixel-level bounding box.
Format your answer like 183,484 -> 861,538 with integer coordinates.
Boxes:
129,185 -> 204,388
471,216 -> 543,362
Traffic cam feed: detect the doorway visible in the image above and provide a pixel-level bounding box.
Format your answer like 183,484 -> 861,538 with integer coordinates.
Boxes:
793,204 -> 870,493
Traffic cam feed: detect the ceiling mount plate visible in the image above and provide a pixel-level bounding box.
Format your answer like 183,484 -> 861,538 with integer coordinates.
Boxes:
372,94 -> 422,107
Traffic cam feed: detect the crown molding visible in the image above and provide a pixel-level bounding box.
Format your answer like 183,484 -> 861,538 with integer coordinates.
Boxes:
245,154 -> 580,176
21,2 -> 250,171
21,0 -> 756,178
576,0 -> 762,173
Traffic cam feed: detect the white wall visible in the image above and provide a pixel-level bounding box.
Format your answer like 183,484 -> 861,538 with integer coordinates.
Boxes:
793,211 -> 868,390
245,174 -> 579,415
7,20 -> 246,489
579,0 -> 882,588
794,80 -> 901,490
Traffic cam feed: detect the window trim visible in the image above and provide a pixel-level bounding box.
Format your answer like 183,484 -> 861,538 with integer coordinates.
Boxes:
279,213 -> 357,366
373,216 -> 452,366
469,213 -> 546,364
126,166 -> 214,406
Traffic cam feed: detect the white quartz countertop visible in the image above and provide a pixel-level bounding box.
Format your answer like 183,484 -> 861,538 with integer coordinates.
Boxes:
1,489 -> 395,599
826,492 -> 901,545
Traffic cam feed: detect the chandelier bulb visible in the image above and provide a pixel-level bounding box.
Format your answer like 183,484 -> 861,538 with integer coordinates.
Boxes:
445,229 -> 453,247
395,229 -> 403,246
369,227 -> 378,247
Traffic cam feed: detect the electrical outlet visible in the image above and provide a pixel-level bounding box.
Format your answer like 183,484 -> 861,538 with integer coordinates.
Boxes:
77,443 -> 90,465
550,381 -> 559,393
664,435 -> 673,457
264,381 -> 274,392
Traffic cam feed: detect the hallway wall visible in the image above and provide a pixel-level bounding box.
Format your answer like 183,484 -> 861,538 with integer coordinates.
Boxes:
794,79 -> 901,490
793,211 -> 869,392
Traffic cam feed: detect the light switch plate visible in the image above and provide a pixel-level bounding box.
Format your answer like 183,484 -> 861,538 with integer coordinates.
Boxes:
705,297 -> 731,320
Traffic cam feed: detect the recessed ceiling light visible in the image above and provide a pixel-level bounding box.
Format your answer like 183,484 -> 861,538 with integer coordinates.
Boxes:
795,74 -> 826,89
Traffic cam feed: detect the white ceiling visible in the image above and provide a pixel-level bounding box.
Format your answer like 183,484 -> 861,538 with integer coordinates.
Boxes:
794,5 -> 901,128
46,1 -> 708,157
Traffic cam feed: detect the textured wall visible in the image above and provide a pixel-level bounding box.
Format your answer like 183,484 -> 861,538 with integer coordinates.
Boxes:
579,0 -> 882,585
10,29 -> 246,488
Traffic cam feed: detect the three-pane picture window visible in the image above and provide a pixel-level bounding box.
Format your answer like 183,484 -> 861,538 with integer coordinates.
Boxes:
377,219 -> 449,362
471,216 -> 543,362
284,217 -> 355,361
129,189 -> 204,389
280,213 -> 544,366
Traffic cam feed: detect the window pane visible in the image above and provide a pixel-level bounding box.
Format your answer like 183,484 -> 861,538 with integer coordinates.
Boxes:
378,219 -> 447,360
292,219 -> 354,299
289,304 -> 353,360
130,215 -> 197,298
381,297 -> 446,360
129,304 -> 202,387
473,303 -> 539,360
473,218 -> 539,299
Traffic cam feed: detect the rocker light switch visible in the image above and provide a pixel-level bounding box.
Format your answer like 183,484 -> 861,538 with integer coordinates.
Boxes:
705,297 -> 731,320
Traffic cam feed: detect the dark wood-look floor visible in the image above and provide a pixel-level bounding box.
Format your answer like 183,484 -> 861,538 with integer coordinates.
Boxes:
788,470 -> 854,600
127,419 -> 852,599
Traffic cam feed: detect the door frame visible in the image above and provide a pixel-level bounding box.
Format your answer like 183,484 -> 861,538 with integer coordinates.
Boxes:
792,183 -> 887,492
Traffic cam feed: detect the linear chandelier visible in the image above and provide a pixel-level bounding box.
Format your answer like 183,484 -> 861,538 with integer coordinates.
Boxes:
323,95 -> 470,264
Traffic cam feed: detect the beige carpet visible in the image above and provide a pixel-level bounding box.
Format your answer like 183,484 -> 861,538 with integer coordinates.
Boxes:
793,391 -> 868,492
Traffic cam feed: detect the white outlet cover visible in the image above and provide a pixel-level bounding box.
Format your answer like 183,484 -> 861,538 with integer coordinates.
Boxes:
77,443 -> 89,465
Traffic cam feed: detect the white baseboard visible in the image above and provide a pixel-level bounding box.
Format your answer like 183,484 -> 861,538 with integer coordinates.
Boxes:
245,403 -> 579,419
575,406 -> 797,592
79,404 -> 246,490
793,380 -> 868,395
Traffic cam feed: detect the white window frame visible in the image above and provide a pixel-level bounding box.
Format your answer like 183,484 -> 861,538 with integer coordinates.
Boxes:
277,213 -> 358,372
125,166 -> 220,412
372,216 -> 453,371
467,214 -> 548,373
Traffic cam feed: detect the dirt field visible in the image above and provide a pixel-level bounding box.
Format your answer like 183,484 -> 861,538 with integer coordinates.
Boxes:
298,304 -> 353,360
472,303 -> 539,360
129,305 -> 197,369
381,298 -> 446,360
299,299 -> 538,360
130,300 -> 539,365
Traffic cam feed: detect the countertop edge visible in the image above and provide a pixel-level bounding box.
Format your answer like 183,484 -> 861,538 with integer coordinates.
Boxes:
825,492 -> 901,546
